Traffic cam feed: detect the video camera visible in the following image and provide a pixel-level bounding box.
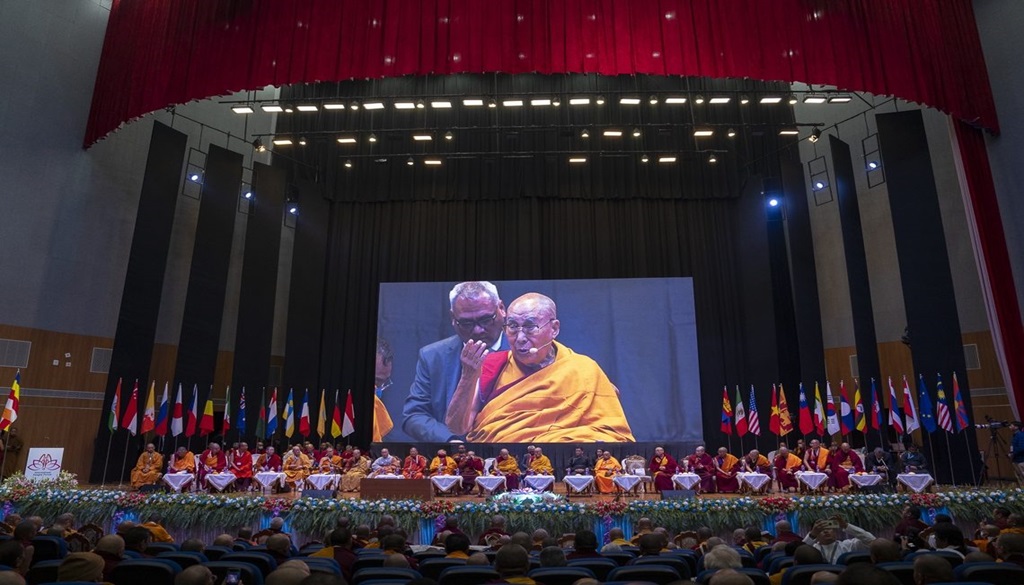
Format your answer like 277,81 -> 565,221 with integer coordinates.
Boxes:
976,416 -> 1013,430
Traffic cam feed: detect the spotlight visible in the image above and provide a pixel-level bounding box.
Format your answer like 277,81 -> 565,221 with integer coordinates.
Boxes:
740,95 -> 750,105
867,160 -> 880,170
632,128 -> 641,138
298,137 -> 307,146
444,131 -> 454,141
768,198 -> 779,207
727,128 -> 737,138
649,95 -> 659,105
708,154 -> 718,164
289,206 -> 298,215
350,101 -> 360,110
813,180 -> 827,191
620,97 -> 641,105
368,133 -> 378,143
406,157 -> 414,166
595,95 -> 606,105
243,191 -> 253,200
694,95 -> 705,104
284,108 -> 293,113
641,154 -> 650,163
286,187 -> 299,215
252,138 -> 266,153
551,97 -> 561,106
344,159 -> 353,168
363,102 -> 385,110
189,173 -> 201,182
488,99 -> 497,108
581,129 -> 590,138
808,128 -> 822,143
415,99 -> 425,109
232,106 -> 254,114
788,94 -> 799,105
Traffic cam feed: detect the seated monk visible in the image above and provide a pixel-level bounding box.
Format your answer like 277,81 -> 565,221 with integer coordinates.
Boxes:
494,448 -> 520,490
373,337 -> 395,442
593,451 -> 621,494
802,439 -> 831,491
740,449 -> 771,493
527,447 -> 554,475
402,448 -> 428,479
340,448 -> 370,492
773,446 -> 803,492
130,443 -> 164,489
230,442 -> 254,491
256,446 -> 282,472
714,447 -> 740,493
319,446 -> 343,474
458,450 -> 484,494
370,448 -> 401,477
169,446 -> 196,474
282,445 -> 311,491
649,446 -> 677,493
445,293 -> 635,443
429,449 -> 458,476
198,443 -> 227,490
830,442 -> 864,491
684,446 -> 715,493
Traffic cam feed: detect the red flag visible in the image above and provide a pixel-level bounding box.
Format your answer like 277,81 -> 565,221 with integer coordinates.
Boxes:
342,389 -> 355,437
121,380 -> 139,435
769,384 -> 781,436
778,384 -> 793,436
720,387 -> 733,435
798,384 -> 813,435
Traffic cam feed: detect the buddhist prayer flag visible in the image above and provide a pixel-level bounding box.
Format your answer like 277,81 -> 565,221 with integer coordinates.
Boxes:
107,378 -> 121,433
222,386 -> 232,434
825,382 -> 840,436
0,371 -> 21,432
889,377 -> 904,435
747,386 -> 761,436
170,383 -> 184,437
853,379 -> 867,432
839,380 -> 854,435
917,375 -> 937,433
255,388 -> 266,439
299,388 -> 311,437
778,384 -> 793,436
813,383 -> 826,436
317,389 -> 327,437
797,384 -> 813,435
122,380 -> 139,435
720,387 -> 733,435
237,386 -> 247,434
870,378 -> 882,431
903,376 -> 920,434
342,389 -> 355,437
154,382 -> 169,437
140,380 -> 156,434
267,388 -> 279,438
199,390 -> 215,436
331,390 -> 344,438
283,388 -> 295,438
769,384 -> 781,435
952,373 -> 970,432
935,374 -> 953,433
185,384 -> 199,437
734,387 -> 748,437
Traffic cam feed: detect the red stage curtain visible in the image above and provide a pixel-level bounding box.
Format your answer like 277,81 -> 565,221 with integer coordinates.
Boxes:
85,0 -> 998,146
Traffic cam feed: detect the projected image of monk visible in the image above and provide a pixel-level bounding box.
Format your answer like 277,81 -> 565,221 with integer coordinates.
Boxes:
445,293 -> 635,443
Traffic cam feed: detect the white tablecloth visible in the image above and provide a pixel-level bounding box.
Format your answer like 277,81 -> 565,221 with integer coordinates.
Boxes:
430,475 -> 463,493
373,474 -> 404,480
306,473 -> 340,490
476,475 -> 506,493
796,471 -> 828,490
524,475 -> 555,491
738,472 -> 771,490
672,473 -> 701,489
564,475 -> 594,493
613,475 -> 642,492
254,472 -> 285,490
163,473 -> 194,492
849,473 -> 884,487
897,473 -> 934,493
206,473 -> 237,492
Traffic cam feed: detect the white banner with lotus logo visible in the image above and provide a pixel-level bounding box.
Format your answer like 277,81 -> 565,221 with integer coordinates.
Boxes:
24,448 -> 64,481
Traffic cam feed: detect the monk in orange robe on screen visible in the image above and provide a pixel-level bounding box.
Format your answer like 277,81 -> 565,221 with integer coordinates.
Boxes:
444,293 -> 634,443
372,337 -> 395,442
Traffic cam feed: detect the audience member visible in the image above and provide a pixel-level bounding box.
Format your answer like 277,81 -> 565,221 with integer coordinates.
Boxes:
494,544 -> 535,585
180,538 -> 205,552
444,533 -> 471,559
93,534 -> 125,581
539,546 -> 566,567
478,515 -> 509,545
868,538 -> 902,564
809,571 -> 838,584
212,533 -> 235,547
0,541 -> 24,575
835,564 -> 901,585
467,552 -> 490,565
704,545 -> 743,570
57,551 -> 105,582
566,530 -> 600,559
770,544 -> 823,585
894,506 -> 929,537
123,526 -> 154,556
267,533 -> 294,564
802,517 -> 874,563
708,569 -> 755,585
606,528 -> 630,547
0,573 -> 25,585
311,528 -> 356,583
995,533 -> 1024,568
175,565 -> 216,585
912,554 -> 954,585
266,560 -> 311,585
142,515 -> 174,543
772,521 -> 801,544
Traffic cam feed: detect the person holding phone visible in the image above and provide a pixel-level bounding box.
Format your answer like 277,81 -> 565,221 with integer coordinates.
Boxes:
802,515 -> 875,563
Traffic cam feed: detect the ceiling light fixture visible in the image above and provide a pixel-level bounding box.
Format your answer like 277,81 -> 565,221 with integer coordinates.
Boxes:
503,99 -> 524,107
261,105 -> 284,113
530,98 -> 552,106
552,97 -> 561,106
709,97 -> 731,104
488,99 -> 497,108
595,95 -> 606,105
658,156 -> 677,163
272,139 -> 293,146
323,103 -> 346,110
708,154 -> 718,164
694,129 -> 714,137
649,95 -> 659,105
406,157 -> 414,166
350,102 -> 360,110
632,128 -> 642,137
808,128 -> 822,143
641,154 -> 650,163
344,159 -> 353,168
444,131 -> 454,141
569,97 -> 590,106
413,134 -> 433,141
252,138 -> 266,152
694,95 -> 705,104
296,105 -> 318,112
363,102 -> 385,110
603,130 -> 623,137
788,94 -> 799,105
368,133 -> 378,143
337,136 -> 357,143
431,100 -> 452,108
232,106 -> 254,114
760,96 -> 783,104
740,95 -> 750,105
665,97 -> 687,104
779,129 -> 800,135
463,98 -> 484,106
620,97 -> 641,105
569,157 -> 587,163
298,137 -> 307,146
581,129 -> 590,138
424,159 -> 443,166
394,101 -> 416,109
828,94 -> 853,103
727,128 -> 737,138
804,94 -> 827,104
415,99 -> 425,109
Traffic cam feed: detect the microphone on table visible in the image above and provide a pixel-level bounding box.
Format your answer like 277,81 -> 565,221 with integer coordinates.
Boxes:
528,340 -> 554,355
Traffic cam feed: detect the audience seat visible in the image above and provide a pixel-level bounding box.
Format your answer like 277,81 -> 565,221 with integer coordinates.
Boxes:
780,563 -> 843,585
527,566 -> 596,585
26,559 -> 62,585
418,557 -> 466,580
145,543 -> 179,555
695,568 -> 770,585
955,561 -> 1024,585
836,551 -> 871,565
352,567 -> 421,585
437,565 -> 500,585
904,549 -> 963,568
110,558 -> 182,585
299,544 -> 324,556
352,555 -> 386,573
122,550 -> 143,559
297,557 -> 341,575
413,550 -> 446,562
753,546 -> 773,563
566,558 -> 617,580
221,551 -> 278,576
202,546 -> 233,561
607,565 -> 681,584
156,550 -> 208,568
203,560 -> 264,585
630,555 -> 692,579
877,561 -> 915,585
768,556 -> 794,575
30,536 -> 69,565
602,552 -> 637,566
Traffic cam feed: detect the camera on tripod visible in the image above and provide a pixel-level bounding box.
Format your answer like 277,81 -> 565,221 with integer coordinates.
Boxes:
977,416 -> 1012,430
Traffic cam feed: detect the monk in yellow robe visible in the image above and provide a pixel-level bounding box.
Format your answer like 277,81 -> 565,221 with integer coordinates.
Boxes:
282,446 -> 311,490
318,446 -> 343,473
714,447 -> 741,493
446,293 -> 634,443
373,337 -> 395,442
428,450 -> 457,476
773,446 -> 803,492
130,443 -> 163,489
402,448 -> 428,479
593,452 -> 621,493
527,447 -> 554,475
340,449 -> 370,492
169,446 -> 196,474
495,448 -> 521,490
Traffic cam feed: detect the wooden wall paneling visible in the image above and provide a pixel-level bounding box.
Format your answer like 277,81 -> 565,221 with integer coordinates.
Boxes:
0,324 -> 111,392
213,350 -> 234,393
148,344 -> 179,389
962,330 -> 1006,390
4,395 -> 103,480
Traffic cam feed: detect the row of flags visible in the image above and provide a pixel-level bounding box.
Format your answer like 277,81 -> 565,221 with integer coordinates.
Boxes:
108,380 -> 357,440
720,373 -> 971,438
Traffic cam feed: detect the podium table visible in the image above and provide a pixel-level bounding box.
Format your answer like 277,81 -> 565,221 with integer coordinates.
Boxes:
476,475 -> 506,495
613,475 -> 642,495
524,475 -> 555,491
254,472 -> 285,492
849,474 -> 884,489
897,473 -> 934,493
206,473 -> 237,492
564,475 -> 594,495
430,475 -> 463,495
163,473 -> 193,493
737,472 -> 771,491
307,474 -> 341,490
672,473 -> 701,490
796,471 -> 828,490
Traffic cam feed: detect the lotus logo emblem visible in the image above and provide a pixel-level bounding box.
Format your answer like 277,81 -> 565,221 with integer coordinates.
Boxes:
28,453 -> 61,471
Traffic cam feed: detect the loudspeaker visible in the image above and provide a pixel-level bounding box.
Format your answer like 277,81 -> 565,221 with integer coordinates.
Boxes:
138,484 -> 163,494
302,489 -> 337,499
660,489 -> 696,500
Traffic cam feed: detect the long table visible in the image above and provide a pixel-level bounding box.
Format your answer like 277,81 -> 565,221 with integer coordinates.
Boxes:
359,478 -> 434,501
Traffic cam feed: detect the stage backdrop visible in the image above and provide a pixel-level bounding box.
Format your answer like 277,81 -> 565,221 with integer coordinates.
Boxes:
376,278 -> 702,444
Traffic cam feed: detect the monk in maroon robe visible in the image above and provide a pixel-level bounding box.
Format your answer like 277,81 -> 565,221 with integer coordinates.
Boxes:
773,447 -> 803,492
198,443 -> 228,490
684,446 -> 716,493
714,447 -> 741,493
458,450 -> 484,494
830,442 -> 864,491
648,447 -> 677,492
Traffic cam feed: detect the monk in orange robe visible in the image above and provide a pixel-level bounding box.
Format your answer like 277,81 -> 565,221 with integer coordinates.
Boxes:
773,446 -> 803,492
802,439 -> 831,492
230,442 -> 254,491
593,451 -> 621,493
282,445 -> 312,490
402,447 -> 428,479
169,446 -> 196,474
648,447 -> 677,492
740,449 -> 771,493
429,449 -> 458,476
373,337 -> 395,442
130,443 -> 164,489
318,446 -> 343,473
494,449 -> 520,490
445,293 -> 634,443
198,443 -> 227,490
714,447 -> 740,493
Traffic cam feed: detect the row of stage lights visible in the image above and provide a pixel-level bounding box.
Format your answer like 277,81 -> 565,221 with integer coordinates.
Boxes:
231,92 -> 853,114
263,126 -> 768,145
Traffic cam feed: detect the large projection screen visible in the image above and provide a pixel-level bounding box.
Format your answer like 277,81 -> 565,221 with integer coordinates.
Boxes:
375,278 -> 702,444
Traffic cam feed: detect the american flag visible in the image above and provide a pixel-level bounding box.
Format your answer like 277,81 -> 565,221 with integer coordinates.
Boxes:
935,374 -> 953,433
747,385 -> 761,436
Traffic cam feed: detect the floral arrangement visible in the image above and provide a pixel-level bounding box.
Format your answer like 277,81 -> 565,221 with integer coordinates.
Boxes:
758,496 -> 797,515
593,500 -> 629,516
490,489 -> 567,506
420,500 -> 457,516
910,493 -> 944,508
2,471 -> 79,493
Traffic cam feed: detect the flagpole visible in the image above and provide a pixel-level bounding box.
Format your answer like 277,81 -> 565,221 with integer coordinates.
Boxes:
100,427 -> 115,488
118,429 -> 132,488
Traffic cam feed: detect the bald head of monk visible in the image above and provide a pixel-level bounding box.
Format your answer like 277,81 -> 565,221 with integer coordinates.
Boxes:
504,293 -> 561,370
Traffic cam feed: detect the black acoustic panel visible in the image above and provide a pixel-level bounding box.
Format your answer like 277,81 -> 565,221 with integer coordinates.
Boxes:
173,144 -> 243,389
90,121 -> 188,483
830,136 -> 883,447
231,162 -> 286,442
876,110 -> 978,484
764,176 -> 800,388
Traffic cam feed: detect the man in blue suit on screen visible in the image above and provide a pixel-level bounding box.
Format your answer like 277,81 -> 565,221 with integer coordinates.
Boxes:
402,281 -> 506,441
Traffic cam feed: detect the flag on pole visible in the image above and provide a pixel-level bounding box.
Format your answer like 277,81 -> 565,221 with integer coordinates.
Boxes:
222,386 -> 232,434
952,373 -> 970,432
342,389 -> 356,437
267,388 -> 279,438
935,374 -> 953,433
107,378 -> 121,433
853,379 -> 867,432
255,389 -> 266,439
735,387 -> 748,437
0,371 -> 21,432
903,376 -> 920,434
140,380 -> 156,434
237,386 -> 247,435
798,384 -> 813,435
889,377 -> 904,435
154,382 -> 169,436
199,390 -> 215,436
747,386 -> 761,436
185,384 -> 199,437
813,383 -> 826,436
769,384 -> 781,436
869,378 -> 882,431
331,390 -> 344,438
317,389 -> 327,437
299,389 -> 311,437
778,384 -> 794,436
917,375 -> 937,434
720,387 -> 733,435
825,382 -> 840,436
171,383 -> 184,437
839,380 -> 854,435
122,380 -> 139,435
284,388 -> 295,438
